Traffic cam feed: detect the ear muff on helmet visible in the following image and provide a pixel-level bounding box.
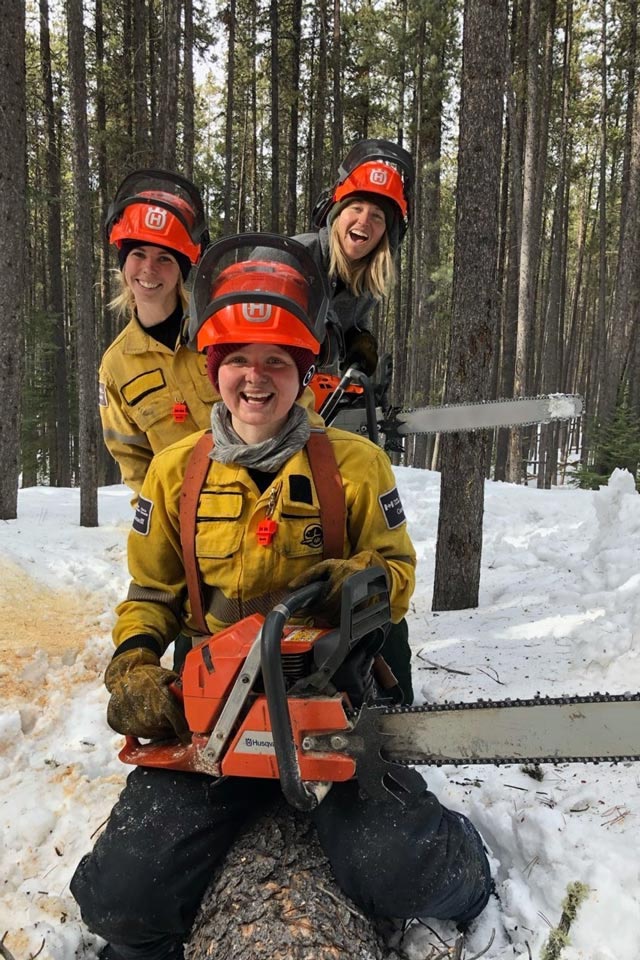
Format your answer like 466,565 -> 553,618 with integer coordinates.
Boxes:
106,169 -> 210,264
311,139 -> 414,246
188,233 -> 331,355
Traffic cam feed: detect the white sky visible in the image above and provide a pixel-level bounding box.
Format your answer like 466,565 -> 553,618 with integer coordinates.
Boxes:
1,466 -> 639,959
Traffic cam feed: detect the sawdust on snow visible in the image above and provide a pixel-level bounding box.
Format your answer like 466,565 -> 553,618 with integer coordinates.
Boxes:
0,558 -> 104,700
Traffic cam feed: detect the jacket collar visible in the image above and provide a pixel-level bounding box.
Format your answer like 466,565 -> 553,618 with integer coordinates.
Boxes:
122,315 -> 175,355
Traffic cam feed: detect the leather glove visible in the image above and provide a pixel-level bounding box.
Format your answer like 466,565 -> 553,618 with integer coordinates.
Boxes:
342,329 -> 379,377
105,647 -> 190,742
288,550 -> 390,625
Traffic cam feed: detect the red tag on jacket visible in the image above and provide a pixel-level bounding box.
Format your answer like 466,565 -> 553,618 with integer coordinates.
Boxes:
257,518 -> 278,546
172,402 -> 189,423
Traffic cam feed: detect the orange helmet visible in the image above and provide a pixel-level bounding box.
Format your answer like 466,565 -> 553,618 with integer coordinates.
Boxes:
333,161 -> 408,218
105,169 -> 209,264
312,139 -> 414,248
189,234 -> 330,355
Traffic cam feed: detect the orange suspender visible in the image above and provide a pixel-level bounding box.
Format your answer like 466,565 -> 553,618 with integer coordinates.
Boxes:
306,429 -> 345,560
179,433 -> 213,635
179,429 -> 346,635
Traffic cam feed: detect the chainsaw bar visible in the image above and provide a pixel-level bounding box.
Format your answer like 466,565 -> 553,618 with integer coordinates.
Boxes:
309,692 -> 640,768
383,393 -> 584,437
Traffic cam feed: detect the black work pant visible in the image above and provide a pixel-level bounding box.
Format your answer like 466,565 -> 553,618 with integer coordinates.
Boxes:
71,767 -> 491,960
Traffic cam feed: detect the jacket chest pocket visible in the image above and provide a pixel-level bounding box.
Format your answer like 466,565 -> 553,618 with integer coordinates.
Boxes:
192,357 -> 219,403
195,491 -> 245,559
273,500 -> 325,559
121,369 -> 174,431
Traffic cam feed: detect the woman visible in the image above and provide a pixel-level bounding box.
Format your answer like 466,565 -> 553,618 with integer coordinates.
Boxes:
304,137 -> 413,375
71,235 -> 491,960
100,169 -> 216,501
254,143 -> 416,701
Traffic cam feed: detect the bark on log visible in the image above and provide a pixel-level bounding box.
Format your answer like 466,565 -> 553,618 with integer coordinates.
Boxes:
185,798 -> 402,960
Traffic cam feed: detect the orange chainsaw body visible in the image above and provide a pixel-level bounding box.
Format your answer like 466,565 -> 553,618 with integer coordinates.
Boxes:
308,372 -> 364,412
119,614 -> 356,782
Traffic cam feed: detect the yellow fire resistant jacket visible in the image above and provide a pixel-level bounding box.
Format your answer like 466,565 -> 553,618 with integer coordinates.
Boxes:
114,426 -> 416,651
99,317 -> 219,498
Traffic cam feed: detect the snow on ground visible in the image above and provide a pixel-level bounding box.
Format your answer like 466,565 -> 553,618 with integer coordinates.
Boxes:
1,469 -> 639,959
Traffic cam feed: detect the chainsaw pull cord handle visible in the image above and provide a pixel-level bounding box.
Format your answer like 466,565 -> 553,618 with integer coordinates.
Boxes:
261,581 -> 327,812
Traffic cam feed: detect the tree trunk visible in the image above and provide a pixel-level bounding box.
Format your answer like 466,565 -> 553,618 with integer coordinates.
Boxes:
270,0 -> 280,232
66,0 -> 98,525
160,0 -> 180,169
494,2 -> 525,482
40,0 -> 70,488
133,0 -> 150,166
331,0 -> 343,171
538,0 -> 570,489
603,12 -> 640,424
94,0 -> 119,488
285,0 -> 302,234
409,3 -> 448,469
594,6 -> 610,424
309,1 -> 328,219
185,799 -> 400,960
432,0 -> 506,611
507,0 -> 540,484
0,0 -> 26,519
182,0 -> 195,179
223,0 -> 236,234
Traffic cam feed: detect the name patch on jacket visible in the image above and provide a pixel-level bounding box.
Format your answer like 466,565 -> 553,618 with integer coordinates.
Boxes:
379,487 -> 406,529
133,496 -> 154,535
122,369 -> 166,406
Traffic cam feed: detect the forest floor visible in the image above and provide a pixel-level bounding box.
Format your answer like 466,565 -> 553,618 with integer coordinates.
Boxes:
0,559 -> 101,701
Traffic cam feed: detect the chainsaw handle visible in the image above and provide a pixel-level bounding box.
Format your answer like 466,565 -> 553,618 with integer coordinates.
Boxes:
261,582 -> 326,811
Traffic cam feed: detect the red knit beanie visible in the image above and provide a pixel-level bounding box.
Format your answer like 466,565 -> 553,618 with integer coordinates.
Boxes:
206,343 -> 316,397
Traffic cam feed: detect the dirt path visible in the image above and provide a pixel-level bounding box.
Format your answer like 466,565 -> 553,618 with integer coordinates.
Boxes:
0,559 -> 103,700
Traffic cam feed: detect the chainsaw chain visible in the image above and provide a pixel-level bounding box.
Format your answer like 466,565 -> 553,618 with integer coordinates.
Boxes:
375,691 -> 640,768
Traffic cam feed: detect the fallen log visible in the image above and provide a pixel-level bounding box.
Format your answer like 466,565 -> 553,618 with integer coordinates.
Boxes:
185,798 -> 403,960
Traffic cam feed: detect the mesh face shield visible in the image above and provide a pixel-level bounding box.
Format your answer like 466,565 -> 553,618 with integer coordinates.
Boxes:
312,138 -> 414,238
106,169 -> 209,262
188,233 -> 331,354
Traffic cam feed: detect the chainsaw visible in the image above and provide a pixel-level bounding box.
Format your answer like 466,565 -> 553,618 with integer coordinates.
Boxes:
119,568 -> 640,811
308,363 -> 584,451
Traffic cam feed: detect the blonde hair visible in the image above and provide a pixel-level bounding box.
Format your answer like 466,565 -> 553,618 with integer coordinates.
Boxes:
328,217 -> 396,300
108,268 -> 189,319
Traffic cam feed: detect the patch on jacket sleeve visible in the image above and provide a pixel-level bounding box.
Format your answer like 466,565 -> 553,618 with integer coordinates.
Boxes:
98,381 -> 108,407
132,496 -> 154,535
378,487 -> 406,529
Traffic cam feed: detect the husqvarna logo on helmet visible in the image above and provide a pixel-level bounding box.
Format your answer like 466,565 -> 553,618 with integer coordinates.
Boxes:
242,303 -> 272,322
144,207 -> 167,231
369,169 -> 389,186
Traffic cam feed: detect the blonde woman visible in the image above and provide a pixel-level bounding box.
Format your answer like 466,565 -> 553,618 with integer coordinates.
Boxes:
99,170 -> 216,501
302,138 -> 413,375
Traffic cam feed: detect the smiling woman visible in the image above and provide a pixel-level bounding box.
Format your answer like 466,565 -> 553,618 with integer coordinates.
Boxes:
70,233 -> 490,960
214,343 -> 307,443
121,245 -> 183,322
99,170 -> 215,503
